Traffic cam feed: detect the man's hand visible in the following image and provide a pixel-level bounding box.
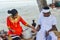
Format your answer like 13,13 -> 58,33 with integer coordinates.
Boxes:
46,31 -> 49,37
36,25 -> 41,31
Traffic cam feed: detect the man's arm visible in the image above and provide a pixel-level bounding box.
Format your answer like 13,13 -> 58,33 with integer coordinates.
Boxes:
46,25 -> 57,37
48,25 -> 57,32
52,25 -> 57,31
48,16 -> 58,32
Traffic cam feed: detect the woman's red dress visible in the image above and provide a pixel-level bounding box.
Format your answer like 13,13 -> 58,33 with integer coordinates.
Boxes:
7,16 -> 28,36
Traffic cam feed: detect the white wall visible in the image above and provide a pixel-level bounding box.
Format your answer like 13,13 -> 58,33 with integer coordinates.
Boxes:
46,0 -> 52,5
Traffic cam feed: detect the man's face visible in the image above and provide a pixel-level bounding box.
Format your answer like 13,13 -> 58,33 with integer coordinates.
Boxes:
43,12 -> 51,17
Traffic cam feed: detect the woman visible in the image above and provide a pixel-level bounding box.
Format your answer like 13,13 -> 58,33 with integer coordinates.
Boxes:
7,9 -> 36,40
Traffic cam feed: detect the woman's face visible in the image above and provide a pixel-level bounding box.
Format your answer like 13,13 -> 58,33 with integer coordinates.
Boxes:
12,13 -> 18,19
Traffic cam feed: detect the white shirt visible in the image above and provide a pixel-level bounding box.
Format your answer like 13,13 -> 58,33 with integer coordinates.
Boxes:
38,15 -> 57,31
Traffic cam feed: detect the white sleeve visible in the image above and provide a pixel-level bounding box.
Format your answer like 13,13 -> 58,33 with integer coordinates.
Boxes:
38,18 -> 40,25
52,16 -> 57,25
37,16 -> 42,25
39,11 -> 43,18
37,11 -> 43,25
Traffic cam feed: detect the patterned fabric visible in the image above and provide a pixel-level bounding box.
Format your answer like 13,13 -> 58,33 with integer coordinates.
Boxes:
7,16 -> 28,36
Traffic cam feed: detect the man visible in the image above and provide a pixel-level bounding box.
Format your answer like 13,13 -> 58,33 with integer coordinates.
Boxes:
38,6 -> 50,18
36,9 -> 57,40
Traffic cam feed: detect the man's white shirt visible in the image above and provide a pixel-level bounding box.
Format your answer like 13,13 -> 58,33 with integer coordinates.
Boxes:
38,15 -> 57,31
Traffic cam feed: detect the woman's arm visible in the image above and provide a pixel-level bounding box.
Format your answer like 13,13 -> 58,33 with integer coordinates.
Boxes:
7,17 -> 11,29
20,16 -> 28,26
26,24 -> 36,32
20,16 -> 36,32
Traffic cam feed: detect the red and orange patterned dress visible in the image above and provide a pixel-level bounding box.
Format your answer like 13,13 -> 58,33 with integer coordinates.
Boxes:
7,16 -> 28,36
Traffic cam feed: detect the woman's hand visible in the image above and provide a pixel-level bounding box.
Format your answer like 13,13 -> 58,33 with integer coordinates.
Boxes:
11,30 -> 15,32
32,28 -> 37,33
8,27 -> 15,32
27,24 -> 37,33
9,29 -> 15,33
30,26 -> 37,33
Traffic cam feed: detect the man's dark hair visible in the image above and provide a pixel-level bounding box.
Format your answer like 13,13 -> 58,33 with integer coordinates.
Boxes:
43,6 -> 49,9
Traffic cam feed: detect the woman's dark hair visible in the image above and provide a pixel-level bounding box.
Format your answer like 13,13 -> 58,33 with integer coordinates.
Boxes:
8,9 -> 18,16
